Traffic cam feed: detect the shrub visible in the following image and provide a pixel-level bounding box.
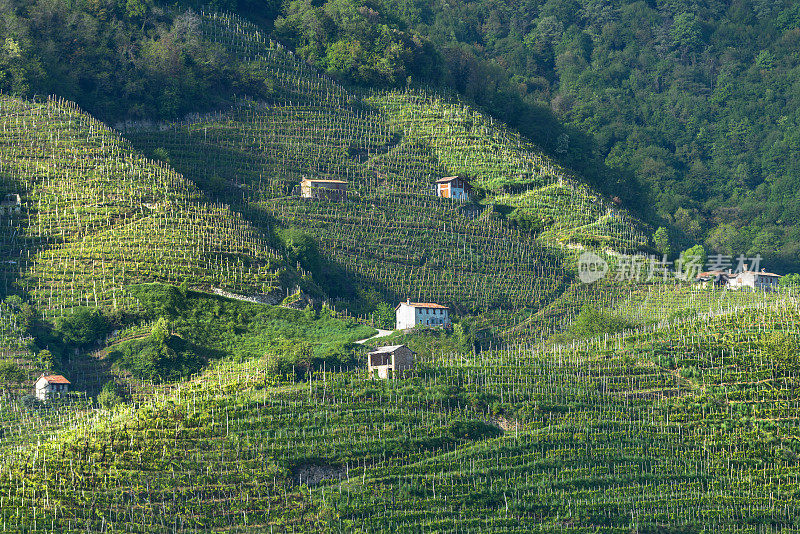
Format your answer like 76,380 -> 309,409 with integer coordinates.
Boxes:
374,302 -> 394,329
108,321 -> 202,382
20,394 -> 40,410
128,284 -> 187,318
447,420 -> 502,441
97,381 -> 125,409
569,305 -> 635,338
37,350 -> 54,371
54,307 -> 109,348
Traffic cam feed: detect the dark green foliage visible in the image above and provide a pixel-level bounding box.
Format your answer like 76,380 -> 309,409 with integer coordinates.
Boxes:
114,283 -> 372,380
273,0 -> 439,87
453,318 -> 477,353
335,0 -> 800,270
97,381 -> 125,409
19,394 -> 40,410
568,304 -> 634,338
54,308 -> 109,349
373,302 -> 394,329
107,318 -> 203,381
653,227 -> 671,257
678,245 -> 707,277
277,227 -> 354,299
447,419 -> 501,441
505,207 -> 546,234
36,350 -> 54,371
127,284 -> 187,319
3,295 -> 39,336
278,227 -> 323,274
0,1 -> 282,121
0,361 -> 26,394
3,0 -> 799,272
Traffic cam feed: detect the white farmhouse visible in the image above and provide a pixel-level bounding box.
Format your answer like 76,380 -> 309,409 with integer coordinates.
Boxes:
34,374 -> 71,401
728,270 -> 782,291
395,300 -> 450,329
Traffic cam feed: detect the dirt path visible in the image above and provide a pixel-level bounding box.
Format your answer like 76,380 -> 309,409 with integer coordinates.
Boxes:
355,329 -> 394,345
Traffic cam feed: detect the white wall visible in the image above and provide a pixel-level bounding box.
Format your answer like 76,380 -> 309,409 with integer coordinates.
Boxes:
396,304 -> 417,329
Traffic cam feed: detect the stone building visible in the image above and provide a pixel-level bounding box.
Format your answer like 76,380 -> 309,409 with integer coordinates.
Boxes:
367,345 -> 415,379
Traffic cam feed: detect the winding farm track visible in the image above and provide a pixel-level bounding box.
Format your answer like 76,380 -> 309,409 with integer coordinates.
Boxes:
355,329 -> 393,345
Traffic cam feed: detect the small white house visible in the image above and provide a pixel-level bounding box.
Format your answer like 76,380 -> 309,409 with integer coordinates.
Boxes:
728,270 -> 782,291
395,300 -> 450,330
34,374 -> 70,401
368,345 -> 415,379
435,176 -> 470,201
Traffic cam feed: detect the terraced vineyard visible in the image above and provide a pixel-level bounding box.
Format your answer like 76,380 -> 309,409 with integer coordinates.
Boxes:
505,278 -> 797,343
121,11 -> 651,315
371,90 -> 650,252
0,96 -> 287,316
1,296 -> 798,531
1,8 -> 796,533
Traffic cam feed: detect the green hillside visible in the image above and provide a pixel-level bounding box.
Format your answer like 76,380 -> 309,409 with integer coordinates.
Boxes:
0,95 -> 288,316
1,5 -> 798,533
2,294 -> 798,531
120,11 -> 651,318
505,278 -> 796,344
271,0 -> 800,272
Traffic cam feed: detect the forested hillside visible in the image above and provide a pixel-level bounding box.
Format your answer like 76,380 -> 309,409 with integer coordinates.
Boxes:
3,0 -> 798,270
275,0 -> 800,270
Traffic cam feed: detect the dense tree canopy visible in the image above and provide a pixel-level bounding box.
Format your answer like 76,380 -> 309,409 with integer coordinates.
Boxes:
274,0 -> 800,271
274,0 -> 439,86
368,0 -> 800,270
2,0 -> 799,270
0,0 -> 279,121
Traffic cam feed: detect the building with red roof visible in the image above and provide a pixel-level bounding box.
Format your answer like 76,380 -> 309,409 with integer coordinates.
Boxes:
34,374 -> 71,401
395,299 -> 451,330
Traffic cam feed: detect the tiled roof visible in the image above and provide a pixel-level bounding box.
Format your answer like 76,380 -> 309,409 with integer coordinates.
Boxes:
435,176 -> 465,183
738,270 -> 782,278
368,345 -> 412,354
41,375 -> 70,384
302,178 -> 348,184
398,302 -> 449,309
696,270 -> 731,279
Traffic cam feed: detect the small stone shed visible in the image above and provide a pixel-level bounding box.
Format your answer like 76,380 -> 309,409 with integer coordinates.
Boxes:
367,344 -> 415,379
300,178 -> 348,201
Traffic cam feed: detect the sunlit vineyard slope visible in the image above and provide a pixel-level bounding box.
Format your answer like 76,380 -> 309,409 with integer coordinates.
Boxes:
121,11 -> 651,315
0,95 -> 288,317
2,295 -> 799,531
